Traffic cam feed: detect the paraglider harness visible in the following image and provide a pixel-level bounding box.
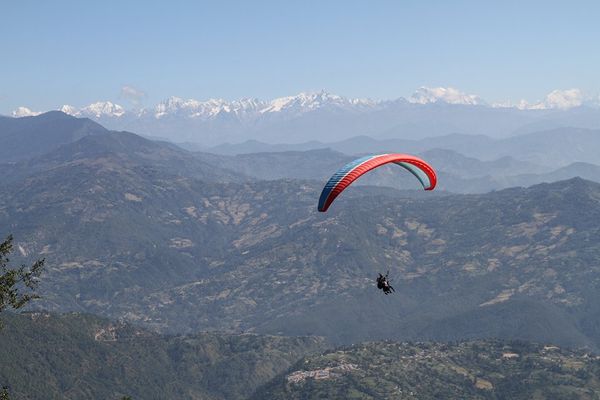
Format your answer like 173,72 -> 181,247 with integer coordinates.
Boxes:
377,271 -> 395,295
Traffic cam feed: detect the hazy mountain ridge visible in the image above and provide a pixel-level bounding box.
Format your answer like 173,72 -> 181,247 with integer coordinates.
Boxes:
196,147 -> 545,182
193,146 -> 600,194
7,112 -> 598,194
0,113 -> 249,185
0,111 -> 107,162
110,102 -> 600,145
209,127 -> 600,168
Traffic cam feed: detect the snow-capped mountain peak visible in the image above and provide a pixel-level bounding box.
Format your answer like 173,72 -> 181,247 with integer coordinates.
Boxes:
8,90 -> 378,122
153,96 -> 244,119
492,89 -> 588,110
409,87 -> 484,106
261,90 -> 376,113
148,91 -> 376,119
80,101 -> 125,118
59,105 -> 79,116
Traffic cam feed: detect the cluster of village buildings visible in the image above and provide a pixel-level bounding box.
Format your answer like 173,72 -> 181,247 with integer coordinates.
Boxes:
287,363 -> 358,383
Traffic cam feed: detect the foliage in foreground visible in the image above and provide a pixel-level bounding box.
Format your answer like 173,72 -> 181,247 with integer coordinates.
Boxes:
0,235 -> 45,400
0,235 -> 44,319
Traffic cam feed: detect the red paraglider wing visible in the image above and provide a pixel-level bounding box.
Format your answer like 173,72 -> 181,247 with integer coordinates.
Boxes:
317,153 -> 436,212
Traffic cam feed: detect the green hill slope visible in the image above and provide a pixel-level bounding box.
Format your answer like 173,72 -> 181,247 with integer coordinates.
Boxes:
0,312 -> 325,400
253,340 -> 600,399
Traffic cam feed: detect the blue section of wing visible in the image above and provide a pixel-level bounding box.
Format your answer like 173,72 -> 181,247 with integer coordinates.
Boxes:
318,155 -> 375,211
395,161 -> 431,189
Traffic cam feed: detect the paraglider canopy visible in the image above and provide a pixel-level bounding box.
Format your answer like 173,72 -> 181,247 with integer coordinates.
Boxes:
317,153 -> 437,212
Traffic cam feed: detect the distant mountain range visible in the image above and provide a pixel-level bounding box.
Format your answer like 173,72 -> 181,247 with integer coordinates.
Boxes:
1,113 -> 600,350
8,90 -> 600,145
198,131 -> 600,193
1,112 -> 600,352
3,111 -> 600,193
207,127 -> 600,168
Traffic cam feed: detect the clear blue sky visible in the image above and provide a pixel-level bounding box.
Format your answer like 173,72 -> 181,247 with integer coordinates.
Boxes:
2,0 -> 599,112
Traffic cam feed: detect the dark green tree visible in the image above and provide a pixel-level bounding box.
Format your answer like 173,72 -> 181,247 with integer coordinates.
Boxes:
0,235 -> 45,321
0,235 -> 45,399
